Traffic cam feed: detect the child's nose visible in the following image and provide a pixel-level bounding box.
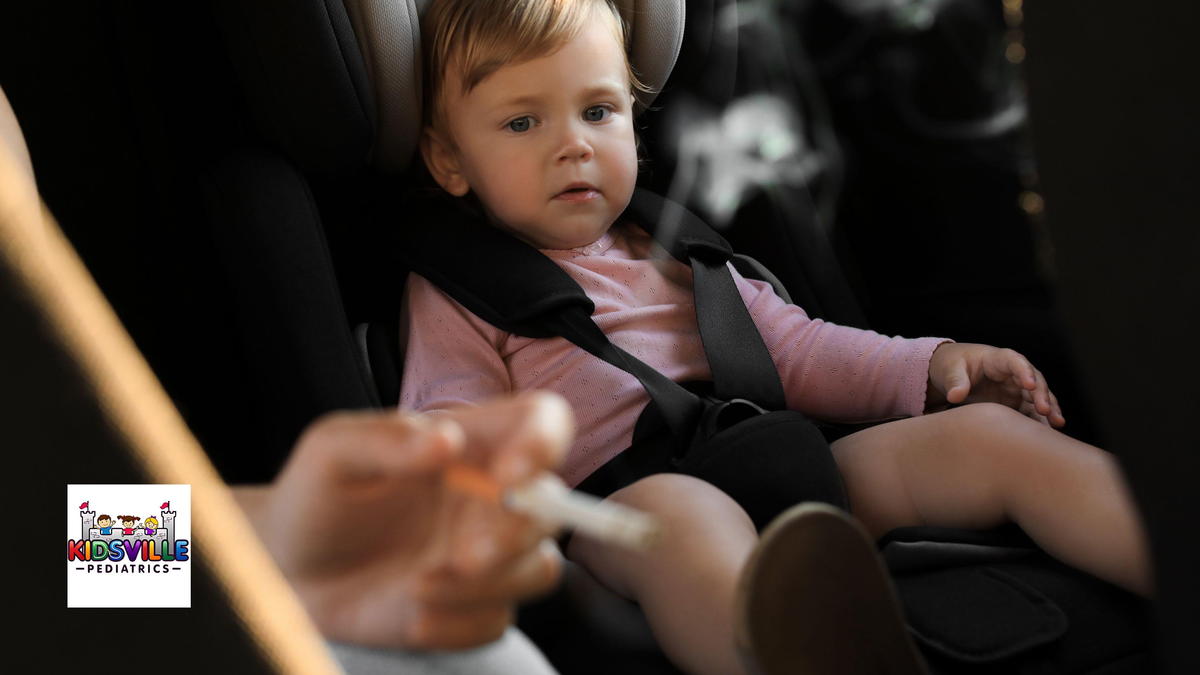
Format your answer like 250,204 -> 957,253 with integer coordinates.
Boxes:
556,125 -> 594,163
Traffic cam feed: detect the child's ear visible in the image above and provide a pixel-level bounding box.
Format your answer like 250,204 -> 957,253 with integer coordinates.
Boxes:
420,128 -> 469,197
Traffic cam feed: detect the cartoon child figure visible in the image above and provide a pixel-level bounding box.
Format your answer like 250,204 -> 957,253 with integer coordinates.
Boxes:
96,515 -> 114,536
143,517 -> 159,536
118,515 -> 138,536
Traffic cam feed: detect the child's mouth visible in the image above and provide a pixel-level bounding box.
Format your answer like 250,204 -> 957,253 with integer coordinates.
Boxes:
555,186 -> 601,202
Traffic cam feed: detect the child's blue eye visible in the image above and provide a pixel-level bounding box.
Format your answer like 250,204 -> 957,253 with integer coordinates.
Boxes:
584,106 -> 608,122
508,116 -> 532,132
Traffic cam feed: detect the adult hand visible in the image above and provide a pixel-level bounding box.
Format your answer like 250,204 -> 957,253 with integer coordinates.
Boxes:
926,342 -> 1065,427
236,391 -> 573,650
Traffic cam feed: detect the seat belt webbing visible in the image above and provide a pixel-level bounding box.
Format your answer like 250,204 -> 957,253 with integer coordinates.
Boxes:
546,248 -> 788,447
689,252 -> 787,410
546,308 -> 704,444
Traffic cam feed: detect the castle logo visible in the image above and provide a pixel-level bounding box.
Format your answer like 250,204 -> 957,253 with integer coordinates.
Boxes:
66,484 -> 191,608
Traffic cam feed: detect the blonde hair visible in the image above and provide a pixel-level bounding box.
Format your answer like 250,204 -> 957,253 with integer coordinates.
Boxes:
422,0 -> 651,132
144,517 -> 159,528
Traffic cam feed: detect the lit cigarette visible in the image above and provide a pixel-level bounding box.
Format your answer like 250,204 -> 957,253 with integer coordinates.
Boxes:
445,463 -> 660,552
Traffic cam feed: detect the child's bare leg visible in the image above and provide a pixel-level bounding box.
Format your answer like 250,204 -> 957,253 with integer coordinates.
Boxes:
832,402 -> 1152,595
567,473 -> 758,675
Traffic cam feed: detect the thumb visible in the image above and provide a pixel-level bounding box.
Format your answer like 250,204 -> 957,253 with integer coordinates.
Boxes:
943,360 -> 972,404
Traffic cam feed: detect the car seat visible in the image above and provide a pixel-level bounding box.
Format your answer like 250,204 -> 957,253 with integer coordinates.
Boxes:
202,1 -> 1153,673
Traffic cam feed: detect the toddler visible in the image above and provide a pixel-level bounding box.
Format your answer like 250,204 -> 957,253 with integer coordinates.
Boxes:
400,1 -> 1151,673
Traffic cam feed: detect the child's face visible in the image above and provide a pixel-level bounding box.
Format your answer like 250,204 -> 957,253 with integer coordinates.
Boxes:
425,17 -> 638,249
97,517 -> 111,527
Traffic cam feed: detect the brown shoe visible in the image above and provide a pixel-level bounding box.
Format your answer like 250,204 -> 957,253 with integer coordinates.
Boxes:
735,503 -> 928,675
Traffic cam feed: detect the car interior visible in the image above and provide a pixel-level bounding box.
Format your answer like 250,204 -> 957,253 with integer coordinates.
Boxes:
5,0 -> 1197,672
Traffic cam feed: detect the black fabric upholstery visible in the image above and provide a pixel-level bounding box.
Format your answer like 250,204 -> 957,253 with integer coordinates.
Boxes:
201,149 -> 377,481
876,526 -> 1152,674
905,556 -> 1152,674
213,0 -> 375,174
901,567 -> 1069,662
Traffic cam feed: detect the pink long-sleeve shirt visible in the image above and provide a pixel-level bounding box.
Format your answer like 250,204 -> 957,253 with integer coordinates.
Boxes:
399,222 -> 947,487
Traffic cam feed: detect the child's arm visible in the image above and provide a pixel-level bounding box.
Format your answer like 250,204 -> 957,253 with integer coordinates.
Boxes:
735,273 -> 946,422
399,273 -> 513,412
925,342 -> 1066,426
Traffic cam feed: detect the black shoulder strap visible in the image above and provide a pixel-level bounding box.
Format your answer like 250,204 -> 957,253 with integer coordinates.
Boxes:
689,252 -> 786,410
626,190 -> 786,410
543,307 -> 704,444
397,192 -> 593,339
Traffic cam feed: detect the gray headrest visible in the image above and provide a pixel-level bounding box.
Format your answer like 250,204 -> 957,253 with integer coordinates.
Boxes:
343,0 -> 685,172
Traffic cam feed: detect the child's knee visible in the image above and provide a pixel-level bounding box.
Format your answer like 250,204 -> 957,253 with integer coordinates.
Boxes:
936,402 -> 1049,485
940,402 -> 1039,455
610,473 -> 755,533
569,474 -> 757,597
943,402 -> 1027,430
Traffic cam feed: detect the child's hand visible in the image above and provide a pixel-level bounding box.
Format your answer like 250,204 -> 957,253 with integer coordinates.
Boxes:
926,343 -> 1066,427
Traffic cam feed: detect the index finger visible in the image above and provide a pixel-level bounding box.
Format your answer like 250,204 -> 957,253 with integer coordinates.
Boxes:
442,391 -> 574,485
1001,349 -> 1039,390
